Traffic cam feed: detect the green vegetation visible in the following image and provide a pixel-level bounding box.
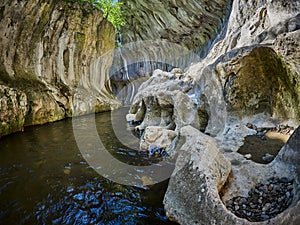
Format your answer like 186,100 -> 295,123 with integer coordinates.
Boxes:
67,0 -> 125,30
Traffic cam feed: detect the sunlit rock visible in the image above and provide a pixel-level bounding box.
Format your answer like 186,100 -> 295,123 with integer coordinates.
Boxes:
128,69 -> 209,133
164,126 -> 233,225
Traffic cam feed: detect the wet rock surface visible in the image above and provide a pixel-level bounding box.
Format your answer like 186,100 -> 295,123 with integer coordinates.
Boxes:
238,134 -> 282,164
226,177 -> 294,222
238,124 -> 293,164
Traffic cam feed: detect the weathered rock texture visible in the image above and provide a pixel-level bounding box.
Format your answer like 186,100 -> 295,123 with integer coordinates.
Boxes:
127,0 -> 300,224
121,0 -> 232,56
0,85 -> 28,136
127,68 -> 209,134
139,126 -> 177,151
164,126 -> 234,224
164,125 -> 300,225
0,0 -> 120,137
112,0 -> 232,105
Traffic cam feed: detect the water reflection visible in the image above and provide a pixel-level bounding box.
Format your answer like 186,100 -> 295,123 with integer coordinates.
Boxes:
0,108 -> 176,225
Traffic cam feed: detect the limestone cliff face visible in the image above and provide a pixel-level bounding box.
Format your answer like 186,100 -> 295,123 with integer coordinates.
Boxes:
121,0 -> 232,56
0,0 -> 120,137
112,0 -> 232,104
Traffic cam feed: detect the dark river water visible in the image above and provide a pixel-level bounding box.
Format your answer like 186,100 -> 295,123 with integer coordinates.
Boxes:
0,108 -> 176,225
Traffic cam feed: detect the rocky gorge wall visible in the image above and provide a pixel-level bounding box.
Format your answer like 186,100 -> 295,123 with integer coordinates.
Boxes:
121,0 -> 232,56
0,0 -> 120,137
111,0 -> 233,104
125,0 -> 300,224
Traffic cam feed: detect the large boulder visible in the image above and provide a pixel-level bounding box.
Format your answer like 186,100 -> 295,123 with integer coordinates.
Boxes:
164,125 -> 300,225
164,126 -> 235,225
127,69 -> 209,133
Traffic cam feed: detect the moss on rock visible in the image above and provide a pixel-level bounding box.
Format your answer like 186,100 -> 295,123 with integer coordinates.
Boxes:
0,84 -> 28,137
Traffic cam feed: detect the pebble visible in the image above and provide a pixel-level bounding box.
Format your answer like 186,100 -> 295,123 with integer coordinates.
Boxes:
262,153 -> 274,163
244,154 -> 252,159
129,120 -> 143,126
226,177 -> 294,222
246,123 -> 257,130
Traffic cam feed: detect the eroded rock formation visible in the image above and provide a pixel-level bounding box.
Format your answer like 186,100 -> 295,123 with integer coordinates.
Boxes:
121,0 -> 232,56
126,0 -> 300,224
0,0 -> 120,137
111,0 -> 233,104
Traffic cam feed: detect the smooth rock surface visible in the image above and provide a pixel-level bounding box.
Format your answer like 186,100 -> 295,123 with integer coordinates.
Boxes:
163,126 -> 236,225
121,0 -> 232,56
140,126 -> 177,151
275,126 -> 300,174
0,0 -> 120,137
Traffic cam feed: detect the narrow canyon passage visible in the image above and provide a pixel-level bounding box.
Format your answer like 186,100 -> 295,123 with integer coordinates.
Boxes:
1,0 -> 300,224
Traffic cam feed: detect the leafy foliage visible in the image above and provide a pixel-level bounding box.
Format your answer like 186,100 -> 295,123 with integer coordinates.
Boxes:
67,0 -> 125,29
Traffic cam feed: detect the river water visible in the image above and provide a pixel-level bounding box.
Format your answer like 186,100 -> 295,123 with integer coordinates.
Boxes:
0,108 -> 176,225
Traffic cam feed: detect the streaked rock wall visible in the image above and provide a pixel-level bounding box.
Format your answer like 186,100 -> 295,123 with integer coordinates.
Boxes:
0,0 -> 120,137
